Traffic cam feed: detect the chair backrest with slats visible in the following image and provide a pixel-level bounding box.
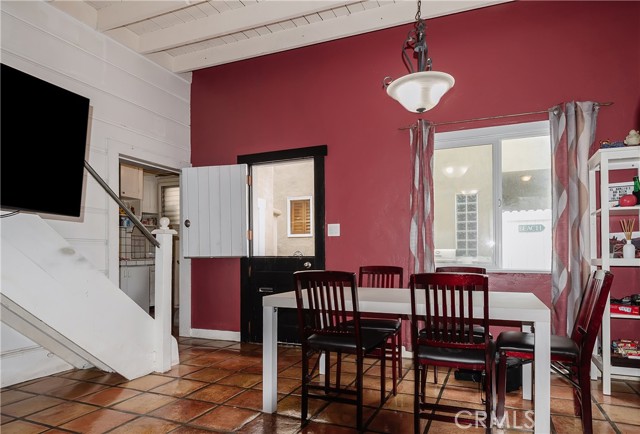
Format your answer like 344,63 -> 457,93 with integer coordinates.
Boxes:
410,272 -> 490,350
294,270 -> 361,343
435,266 -> 487,274
570,270 -> 614,362
359,265 -> 404,288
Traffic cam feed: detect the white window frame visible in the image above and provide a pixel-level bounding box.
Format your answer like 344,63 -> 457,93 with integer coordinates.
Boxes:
434,120 -> 551,271
287,196 -> 313,238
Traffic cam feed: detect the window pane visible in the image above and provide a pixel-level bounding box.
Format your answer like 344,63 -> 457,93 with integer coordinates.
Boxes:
161,186 -> 180,231
434,145 -> 494,265
501,136 -> 552,270
434,121 -> 551,271
251,160 -> 314,257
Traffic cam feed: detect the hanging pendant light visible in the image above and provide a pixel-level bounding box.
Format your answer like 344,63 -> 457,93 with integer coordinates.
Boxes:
383,0 -> 454,113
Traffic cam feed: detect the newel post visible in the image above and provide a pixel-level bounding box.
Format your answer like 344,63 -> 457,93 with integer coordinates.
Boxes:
152,217 -> 177,372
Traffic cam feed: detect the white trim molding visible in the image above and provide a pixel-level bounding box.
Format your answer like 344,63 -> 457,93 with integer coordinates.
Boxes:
189,328 -> 241,342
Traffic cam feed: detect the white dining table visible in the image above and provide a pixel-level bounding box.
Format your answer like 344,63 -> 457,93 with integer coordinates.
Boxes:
262,287 -> 550,434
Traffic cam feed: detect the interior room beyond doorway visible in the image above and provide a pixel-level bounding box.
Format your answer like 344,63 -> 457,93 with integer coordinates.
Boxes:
118,159 -> 180,334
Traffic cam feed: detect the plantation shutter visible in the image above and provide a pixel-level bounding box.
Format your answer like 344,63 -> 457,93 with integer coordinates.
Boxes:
290,199 -> 311,235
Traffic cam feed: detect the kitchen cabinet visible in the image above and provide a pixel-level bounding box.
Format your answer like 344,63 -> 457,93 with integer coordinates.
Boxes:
588,147 -> 640,395
120,164 -> 143,200
142,174 -> 158,214
120,263 -> 150,313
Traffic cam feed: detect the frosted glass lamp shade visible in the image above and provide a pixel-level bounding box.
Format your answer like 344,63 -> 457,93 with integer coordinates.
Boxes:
386,71 -> 455,113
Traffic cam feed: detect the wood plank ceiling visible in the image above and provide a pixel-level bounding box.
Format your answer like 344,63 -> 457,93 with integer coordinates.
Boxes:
49,0 -> 509,75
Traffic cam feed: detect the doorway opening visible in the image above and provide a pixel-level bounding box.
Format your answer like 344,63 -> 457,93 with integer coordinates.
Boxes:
118,159 -> 181,335
251,159 -> 315,257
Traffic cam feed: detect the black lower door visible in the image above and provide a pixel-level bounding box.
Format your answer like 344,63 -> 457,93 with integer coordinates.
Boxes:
241,256 -> 317,343
239,146 -> 327,343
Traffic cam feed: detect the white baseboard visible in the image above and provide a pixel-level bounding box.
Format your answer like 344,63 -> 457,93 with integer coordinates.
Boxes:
401,346 -> 412,359
189,328 -> 240,342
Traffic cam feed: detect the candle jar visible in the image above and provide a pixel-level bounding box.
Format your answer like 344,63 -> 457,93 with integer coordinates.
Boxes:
623,240 -> 635,259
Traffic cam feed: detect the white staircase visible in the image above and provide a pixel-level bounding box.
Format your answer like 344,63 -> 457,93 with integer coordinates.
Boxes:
1,213 -> 178,380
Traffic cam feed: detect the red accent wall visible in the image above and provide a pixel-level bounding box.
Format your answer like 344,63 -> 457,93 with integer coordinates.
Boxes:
190,1 -> 640,339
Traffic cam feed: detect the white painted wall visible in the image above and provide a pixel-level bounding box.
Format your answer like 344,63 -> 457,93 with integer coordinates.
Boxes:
0,1 -> 191,386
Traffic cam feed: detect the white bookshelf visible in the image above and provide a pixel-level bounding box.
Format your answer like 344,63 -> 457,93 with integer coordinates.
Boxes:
588,147 -> 640,394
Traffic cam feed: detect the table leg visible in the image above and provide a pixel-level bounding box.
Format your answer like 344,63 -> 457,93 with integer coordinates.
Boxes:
602,306 -> 611,395
521,324 -> 532,400
262,306 -> 278,413
319,352 -> 326,375
533,319 -> 550,434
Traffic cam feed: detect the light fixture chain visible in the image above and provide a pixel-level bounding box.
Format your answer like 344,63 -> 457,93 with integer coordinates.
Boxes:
415,0 -> 422,21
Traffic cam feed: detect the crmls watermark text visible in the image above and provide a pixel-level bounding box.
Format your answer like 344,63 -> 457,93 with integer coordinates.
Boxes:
455,410 -> 535,430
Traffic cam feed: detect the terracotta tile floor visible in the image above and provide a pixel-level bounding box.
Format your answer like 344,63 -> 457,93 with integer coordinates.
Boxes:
1,337 -> 639,433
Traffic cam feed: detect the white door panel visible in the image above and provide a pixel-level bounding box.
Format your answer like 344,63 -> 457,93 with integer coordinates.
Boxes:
181,164 -> 248,258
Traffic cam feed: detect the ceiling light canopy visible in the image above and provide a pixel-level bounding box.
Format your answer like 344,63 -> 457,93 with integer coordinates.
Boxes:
383,0 -> 454,113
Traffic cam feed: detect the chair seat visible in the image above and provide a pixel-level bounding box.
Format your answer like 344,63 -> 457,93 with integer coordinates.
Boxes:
470,325 -> 491,338
308,328 -> 391,353
344,318 -> 401,332
497,331 -> 579,360
417,340 -> 495,365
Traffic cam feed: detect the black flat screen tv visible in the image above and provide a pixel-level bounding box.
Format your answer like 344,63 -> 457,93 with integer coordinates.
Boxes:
1,64 -> 90,218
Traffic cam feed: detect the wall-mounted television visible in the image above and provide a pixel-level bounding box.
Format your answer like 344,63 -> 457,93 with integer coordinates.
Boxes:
1,64 -> 91,218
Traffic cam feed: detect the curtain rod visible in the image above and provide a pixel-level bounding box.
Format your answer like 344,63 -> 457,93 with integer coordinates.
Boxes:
398,102 -> 613,130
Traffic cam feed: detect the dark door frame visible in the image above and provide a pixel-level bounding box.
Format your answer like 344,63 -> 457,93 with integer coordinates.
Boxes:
238,145 -> 327,342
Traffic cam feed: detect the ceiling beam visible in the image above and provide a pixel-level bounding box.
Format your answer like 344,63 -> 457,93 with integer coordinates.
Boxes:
169,1 -> 505,73
146,51 -> 176,73
138,0 -> 362,54
106,27 -> 141,52
49,0 -> 98,29
97,0 -> 207,32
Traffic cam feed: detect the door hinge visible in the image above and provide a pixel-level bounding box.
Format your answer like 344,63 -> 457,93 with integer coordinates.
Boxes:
247,175 -> 252,186
247,229 -> 253,240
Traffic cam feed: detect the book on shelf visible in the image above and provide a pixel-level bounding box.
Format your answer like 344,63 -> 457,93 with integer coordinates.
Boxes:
611,304 -> 640,315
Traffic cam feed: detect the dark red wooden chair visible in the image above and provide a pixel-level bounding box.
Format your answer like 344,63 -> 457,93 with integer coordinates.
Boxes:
427,267 -> 488,385
495,269 -> 614,433
354,265 -> 404,395
410,272 -> 494,433
293,270 -> 390,431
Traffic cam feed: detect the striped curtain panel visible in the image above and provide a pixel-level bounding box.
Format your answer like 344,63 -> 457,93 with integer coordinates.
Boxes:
550,101 -> 599,335
409,119 -> 436,274
405,120 -> 436,349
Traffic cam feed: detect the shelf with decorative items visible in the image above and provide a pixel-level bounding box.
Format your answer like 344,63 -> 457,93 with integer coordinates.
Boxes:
588,146 -> 640,394
611,338 -> 640,371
